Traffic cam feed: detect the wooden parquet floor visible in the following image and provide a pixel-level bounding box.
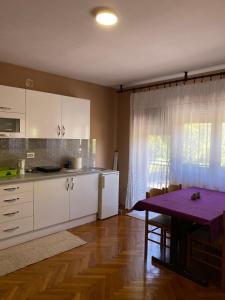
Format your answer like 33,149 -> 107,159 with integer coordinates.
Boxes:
0,215 -> 224,300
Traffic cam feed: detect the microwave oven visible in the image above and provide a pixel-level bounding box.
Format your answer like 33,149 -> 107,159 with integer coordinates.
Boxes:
0,112 -> 25,138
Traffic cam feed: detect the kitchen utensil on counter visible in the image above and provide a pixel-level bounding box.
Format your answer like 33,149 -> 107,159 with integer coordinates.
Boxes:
0,167 -> 17,177
72,157 -> 82,170
64,160 -> 72,169
36,166 -> 61,173
18,159 -> 26,175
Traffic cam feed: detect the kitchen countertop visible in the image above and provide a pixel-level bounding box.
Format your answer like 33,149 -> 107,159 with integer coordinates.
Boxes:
0,168 -> 102,186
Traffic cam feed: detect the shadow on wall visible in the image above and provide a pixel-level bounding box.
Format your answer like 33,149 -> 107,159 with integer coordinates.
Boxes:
117,92 -> 130,207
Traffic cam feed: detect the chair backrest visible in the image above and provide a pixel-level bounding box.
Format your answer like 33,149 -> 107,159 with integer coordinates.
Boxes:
146,188 -> 165,198
166,184 -> 182,193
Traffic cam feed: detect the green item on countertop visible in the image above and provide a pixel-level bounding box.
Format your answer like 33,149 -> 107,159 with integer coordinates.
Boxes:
0,167 -> 17,177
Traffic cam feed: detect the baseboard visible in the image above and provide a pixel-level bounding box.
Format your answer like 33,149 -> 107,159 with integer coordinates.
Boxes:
0,214 -> 96,250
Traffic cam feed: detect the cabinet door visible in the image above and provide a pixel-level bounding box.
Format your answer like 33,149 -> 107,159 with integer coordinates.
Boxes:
34,178 -> 70,230
26,90 -> 62,138
62,96 -> 90,139
69,173 -> 98,220
0,85 -> 25,113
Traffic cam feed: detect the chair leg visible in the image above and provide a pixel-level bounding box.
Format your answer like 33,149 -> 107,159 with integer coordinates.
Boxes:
186,235 -> 191,271
144,210 -> 149,262
160,228 -> 164,259
221,211 -> 225,291
163,230 -> 167,260
221,239 -> 225,291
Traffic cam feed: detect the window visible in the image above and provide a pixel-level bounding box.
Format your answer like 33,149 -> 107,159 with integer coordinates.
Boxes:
148,135 -> 170,188
148,123 -> 213,189
183,123 -> 211,167
127,86 -> 225,209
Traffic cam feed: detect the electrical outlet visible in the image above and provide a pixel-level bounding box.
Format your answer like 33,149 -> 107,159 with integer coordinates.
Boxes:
27,152 -> 35,159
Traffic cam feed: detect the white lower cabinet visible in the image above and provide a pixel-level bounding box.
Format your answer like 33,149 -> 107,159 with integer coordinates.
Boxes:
0,191 -> 33,207
34,177 -> 70,230
34,174 -> 98,230
0,173 -> 99,244
0,182 -> 33,197
0,182 -> 34,240
0,202 -> 33,224
0,217 -> 33,240
69,173 -> 99,220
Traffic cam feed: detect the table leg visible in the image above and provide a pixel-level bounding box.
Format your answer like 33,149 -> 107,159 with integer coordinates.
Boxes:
144,210 -> 149,262
170,217 -> 178,265
152,216 -> 208,287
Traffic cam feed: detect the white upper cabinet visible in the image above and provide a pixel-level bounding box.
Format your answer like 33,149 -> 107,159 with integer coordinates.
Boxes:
0,85 -> 91,139
62,96 -> 90,139
0,85 -> 25,113
26,90 -> 62,139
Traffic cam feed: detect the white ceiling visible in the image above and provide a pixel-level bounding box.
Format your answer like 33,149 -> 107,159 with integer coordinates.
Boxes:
0,0 -> 225,87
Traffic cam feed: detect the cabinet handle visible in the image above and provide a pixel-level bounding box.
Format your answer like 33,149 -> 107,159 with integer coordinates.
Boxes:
66,178 -> 70,191
3,226 -> 19,232
101,176 -> 105,189
3,198 -> 19,203
71,177 -> 75,190
0,106 -> 11,110
3,211 -> 19,216
3,187 -> 19,192
57,125 -> 61,136
62,125 -> 65,136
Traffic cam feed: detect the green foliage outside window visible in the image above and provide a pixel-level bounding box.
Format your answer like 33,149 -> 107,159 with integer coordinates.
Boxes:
183,123 -> 211,167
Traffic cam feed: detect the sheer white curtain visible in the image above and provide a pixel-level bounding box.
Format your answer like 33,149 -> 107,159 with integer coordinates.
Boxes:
126,79 -> 225,209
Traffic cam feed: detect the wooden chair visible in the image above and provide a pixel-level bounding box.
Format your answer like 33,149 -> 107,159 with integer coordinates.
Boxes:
162,184 -> 182,247
188,211 -> 225,291
145,184 -> 183,261
145,187 -> 170,261
146,188 -> 165,198
166,184 -> 182,193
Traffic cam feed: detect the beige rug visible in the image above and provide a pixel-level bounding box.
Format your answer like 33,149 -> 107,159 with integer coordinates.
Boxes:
0,230 -> 86,276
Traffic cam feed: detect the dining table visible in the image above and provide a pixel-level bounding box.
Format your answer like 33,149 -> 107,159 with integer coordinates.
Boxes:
132,187 -> 225,286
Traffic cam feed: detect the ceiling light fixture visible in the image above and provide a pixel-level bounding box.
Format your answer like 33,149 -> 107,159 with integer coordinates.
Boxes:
95,9 -> 118,26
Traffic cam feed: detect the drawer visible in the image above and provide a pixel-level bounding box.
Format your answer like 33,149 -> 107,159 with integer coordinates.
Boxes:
0,202 -> 33,224
0,217 -> 33,240
0,182 -> 33,196
0,191 -> 33,208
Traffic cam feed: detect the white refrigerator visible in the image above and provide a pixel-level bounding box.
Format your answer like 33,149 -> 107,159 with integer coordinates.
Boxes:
98,170 -> 119,220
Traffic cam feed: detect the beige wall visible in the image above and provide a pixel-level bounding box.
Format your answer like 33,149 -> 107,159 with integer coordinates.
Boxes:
0,62 -> 118,169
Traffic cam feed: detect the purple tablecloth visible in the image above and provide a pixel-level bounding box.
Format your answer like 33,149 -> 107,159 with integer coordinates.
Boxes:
132,187 -> 225,240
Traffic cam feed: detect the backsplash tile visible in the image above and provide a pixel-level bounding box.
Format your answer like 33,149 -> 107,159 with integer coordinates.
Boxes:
0,139 -> 96,169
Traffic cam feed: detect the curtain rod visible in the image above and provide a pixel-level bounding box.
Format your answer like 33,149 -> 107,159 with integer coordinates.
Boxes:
117,70 -> 225,93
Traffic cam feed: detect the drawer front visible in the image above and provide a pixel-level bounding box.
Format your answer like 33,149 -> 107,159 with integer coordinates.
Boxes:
0,202 -> 33,224
0,217 -> 33,240
0,182 -> 33,196
0,191 -> 33,208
